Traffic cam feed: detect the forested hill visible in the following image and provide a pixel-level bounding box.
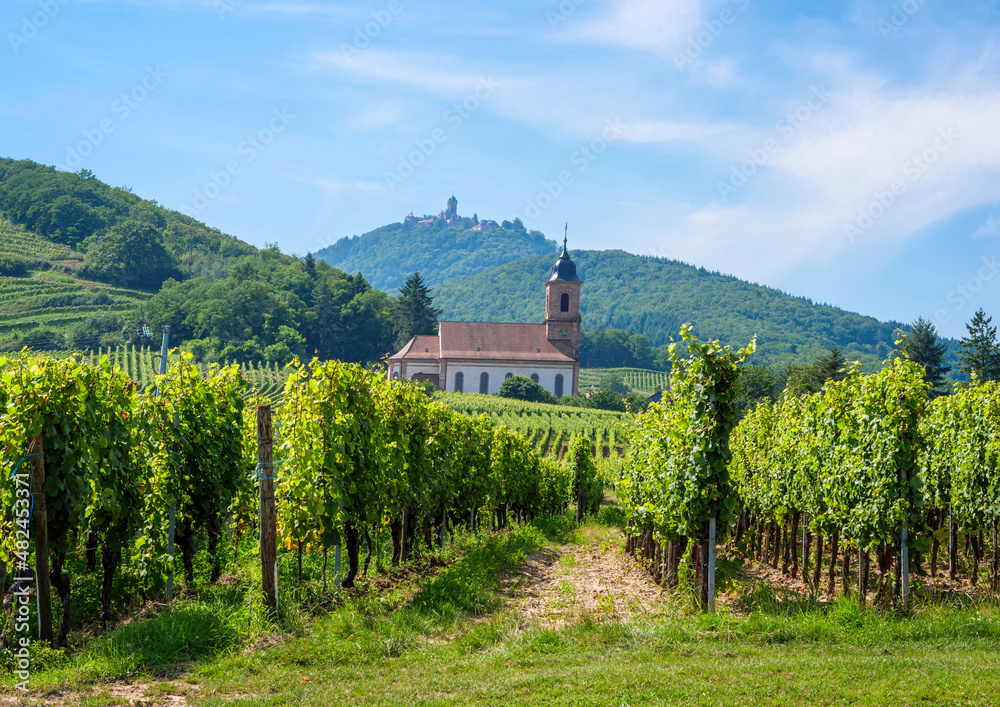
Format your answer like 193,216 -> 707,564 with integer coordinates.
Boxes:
432,250 -> 906,370
315,218 -> 557,292
0,158 -> 397,363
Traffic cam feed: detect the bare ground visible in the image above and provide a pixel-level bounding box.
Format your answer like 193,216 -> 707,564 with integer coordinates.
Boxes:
502,525 -> 666,628
0,677 -> 198,706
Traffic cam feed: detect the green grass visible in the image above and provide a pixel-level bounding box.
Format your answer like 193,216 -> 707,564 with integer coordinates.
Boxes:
6,513 -> 1000,705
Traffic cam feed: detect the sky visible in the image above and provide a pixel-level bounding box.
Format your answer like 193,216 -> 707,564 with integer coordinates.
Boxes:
2,0 -> 1000,338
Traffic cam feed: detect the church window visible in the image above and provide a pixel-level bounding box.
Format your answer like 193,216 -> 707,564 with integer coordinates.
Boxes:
560,293 -> 570,312
393,371 -> 399,380
480,372 -> 489,394
531,373 -> 539,384
505,372 -> 513,379
455,372 -> 464,393
554,374 -> 564,398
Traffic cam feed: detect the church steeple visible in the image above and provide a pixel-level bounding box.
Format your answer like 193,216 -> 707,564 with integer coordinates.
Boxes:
548,225 -> 582,283
544,225 -> 582,357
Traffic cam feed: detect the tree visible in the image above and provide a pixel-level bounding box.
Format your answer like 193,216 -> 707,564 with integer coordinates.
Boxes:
79,219 -> 179,290
781,348 -> 848,396
586,388 -> 626,412
599,371 -> 630,395
394,272 -> 442,348
734,364 -> 779,416
957,308 -> 999,382
898,317 -> 950,395
498,375 -> 557,404
958,307 -> 1000,381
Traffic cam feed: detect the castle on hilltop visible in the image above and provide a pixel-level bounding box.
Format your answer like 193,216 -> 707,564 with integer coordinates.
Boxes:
403,196 -> 500,231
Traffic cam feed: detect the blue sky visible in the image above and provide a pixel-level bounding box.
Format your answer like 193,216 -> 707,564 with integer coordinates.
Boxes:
3,0 -> 1000,338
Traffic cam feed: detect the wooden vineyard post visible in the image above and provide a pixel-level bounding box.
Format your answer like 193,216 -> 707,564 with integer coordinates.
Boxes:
29,437 -> 53,645
165,506 -> 175,600
257,405 -> 277,614
707,517 -> 717,613
901,516 -> 910,611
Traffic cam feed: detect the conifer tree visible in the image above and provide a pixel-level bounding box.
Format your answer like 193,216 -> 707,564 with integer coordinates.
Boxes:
394,271 -> 442,348
957,308 -> 1000,382
899,317 -> 950,396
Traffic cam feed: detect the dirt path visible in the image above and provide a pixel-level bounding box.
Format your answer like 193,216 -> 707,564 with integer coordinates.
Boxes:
505,525 -> 665,628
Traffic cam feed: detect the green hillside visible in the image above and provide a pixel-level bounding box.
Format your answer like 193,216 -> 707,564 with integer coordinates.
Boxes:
315,214 -> 557,292
0,159 -> 398,363
432,250 -> 907,370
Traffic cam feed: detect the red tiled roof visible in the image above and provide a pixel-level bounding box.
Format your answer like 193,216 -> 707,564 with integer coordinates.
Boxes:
387,335 -> 440,361
439,322 -> 574,362
388,324 -> 576,362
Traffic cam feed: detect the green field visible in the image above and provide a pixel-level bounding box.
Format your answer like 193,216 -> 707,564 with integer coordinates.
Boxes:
7,511 -> 1000,706
436,391 -> 630,455
578,367 -> 671,396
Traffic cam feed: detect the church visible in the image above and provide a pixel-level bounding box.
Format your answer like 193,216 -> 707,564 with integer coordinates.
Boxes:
387,238 -> 583,397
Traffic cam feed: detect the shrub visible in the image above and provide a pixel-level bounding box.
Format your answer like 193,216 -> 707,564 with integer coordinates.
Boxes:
0,254 -> 30,277
498,374 -> 557,404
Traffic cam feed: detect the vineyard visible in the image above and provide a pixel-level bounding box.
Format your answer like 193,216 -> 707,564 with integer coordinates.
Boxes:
0,218 -> 76,263
620,327 -> 1000,610
578,367 -> 670,395
80,346 -> 289,404
0,351 -> 599,652
435,391 -> 630,456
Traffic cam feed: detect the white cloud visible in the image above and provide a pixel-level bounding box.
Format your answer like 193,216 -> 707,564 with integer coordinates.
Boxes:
571,0 -> 704,57
311,48 -> 738,147
633,76 -> 1000,282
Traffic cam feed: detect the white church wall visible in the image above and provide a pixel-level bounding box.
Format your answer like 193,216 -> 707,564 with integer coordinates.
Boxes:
444,362 -> 575,396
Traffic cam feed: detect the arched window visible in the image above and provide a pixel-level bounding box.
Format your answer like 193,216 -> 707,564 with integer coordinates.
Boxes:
392,371 -> 399,380
560,292 -> 570,312
530,373 -> 539,384
505,372 -> 513,379
554,374 -> 564,398
455,372 -> 464,393
480,372 -> 489,394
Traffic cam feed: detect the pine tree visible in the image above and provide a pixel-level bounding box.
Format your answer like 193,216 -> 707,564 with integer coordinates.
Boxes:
957,308 -> 1000,382
394,271 -> 442,348
899,317 -> 950,395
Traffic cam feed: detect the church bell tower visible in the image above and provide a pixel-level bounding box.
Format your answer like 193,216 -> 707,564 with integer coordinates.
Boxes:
545,226 -> 582,358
